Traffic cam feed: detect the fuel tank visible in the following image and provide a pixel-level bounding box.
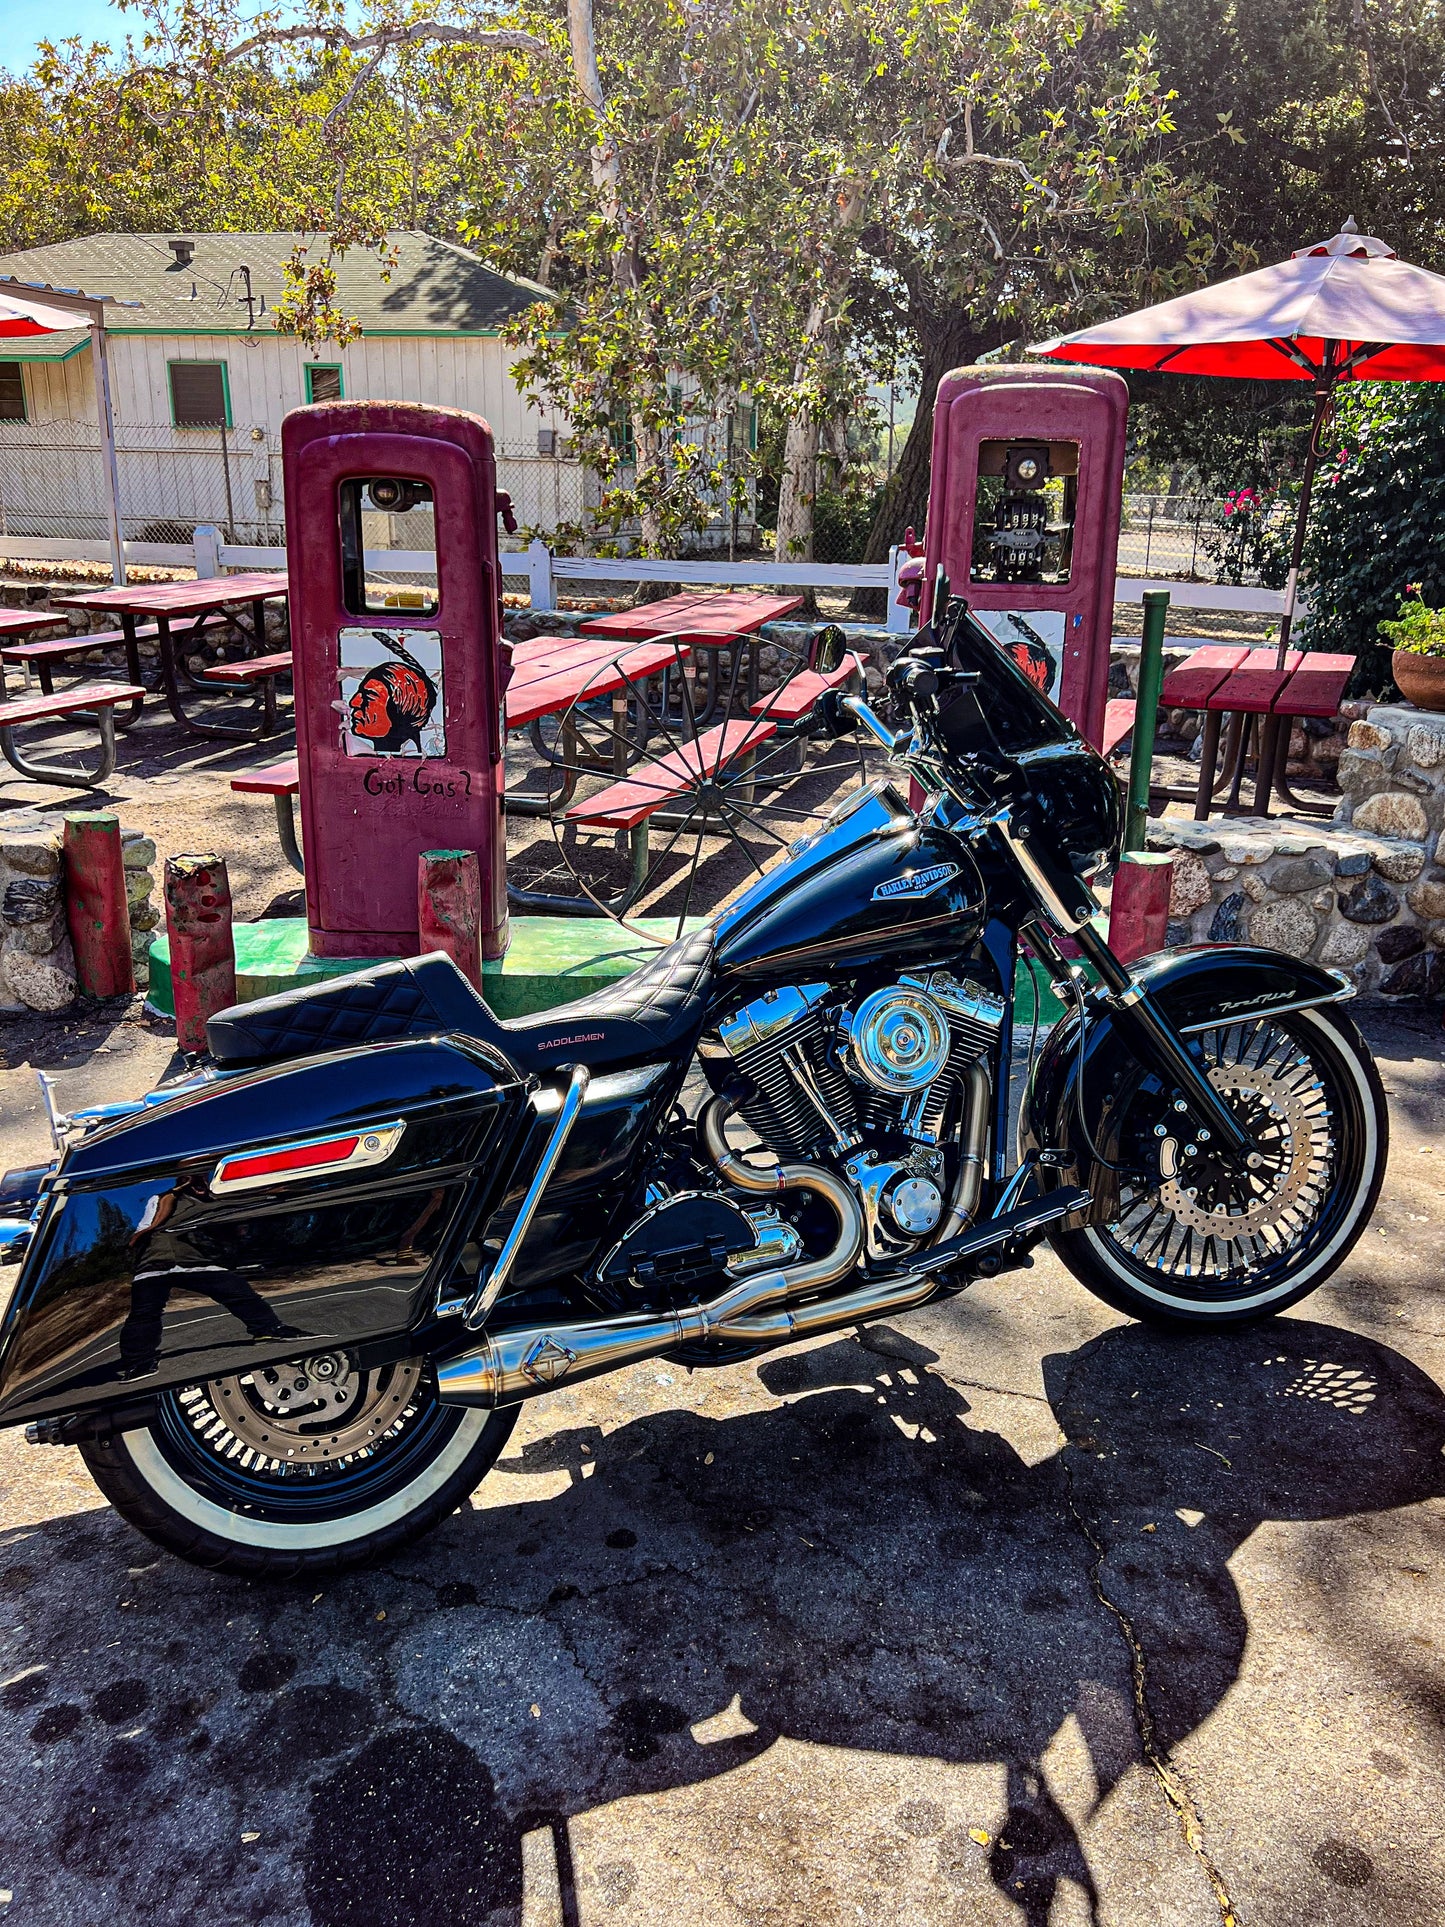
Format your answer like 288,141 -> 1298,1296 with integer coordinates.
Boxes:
714,781 -> 985,982
0,1037 -> 530,1425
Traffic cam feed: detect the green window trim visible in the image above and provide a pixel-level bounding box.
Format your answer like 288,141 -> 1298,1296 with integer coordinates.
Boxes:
305,363 -> 344,404
168,358 -> 232,429
0,361 -> 26,423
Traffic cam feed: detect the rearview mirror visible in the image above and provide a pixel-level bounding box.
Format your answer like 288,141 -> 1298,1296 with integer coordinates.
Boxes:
807,625 -> 847,676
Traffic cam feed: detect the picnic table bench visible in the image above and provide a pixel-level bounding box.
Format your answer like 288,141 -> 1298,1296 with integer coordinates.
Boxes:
0,682 -> 148,788
565,648 -> 860,886
56,573 -> 290,743
230,757 -> 303,873
1103,640 -> 1357,820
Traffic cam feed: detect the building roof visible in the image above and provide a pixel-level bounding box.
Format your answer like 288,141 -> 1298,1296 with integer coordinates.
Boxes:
0,231 -> 547,356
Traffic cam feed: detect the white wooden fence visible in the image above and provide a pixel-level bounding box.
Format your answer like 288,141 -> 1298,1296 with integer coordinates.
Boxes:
0,526 -> 1294,622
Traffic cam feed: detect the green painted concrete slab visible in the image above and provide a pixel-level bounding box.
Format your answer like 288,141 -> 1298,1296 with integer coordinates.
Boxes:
147,914 -> 1087,1028
146,915 -> 706,1022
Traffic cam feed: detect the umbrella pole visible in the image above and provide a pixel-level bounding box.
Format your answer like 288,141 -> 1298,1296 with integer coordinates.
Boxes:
1276,373 -> 1334,670
89,320 -> 125,587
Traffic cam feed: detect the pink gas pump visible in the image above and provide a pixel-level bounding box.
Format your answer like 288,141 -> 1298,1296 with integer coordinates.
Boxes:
281,401 -> 512,960
917,364 -> 1128,749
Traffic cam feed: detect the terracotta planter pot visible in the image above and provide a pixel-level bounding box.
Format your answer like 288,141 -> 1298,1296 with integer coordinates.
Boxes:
1392,648 -> 1445,712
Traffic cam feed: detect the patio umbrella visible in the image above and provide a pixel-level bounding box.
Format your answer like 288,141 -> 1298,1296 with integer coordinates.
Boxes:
0,275 -> 143,584
1031,220 -> 1445,665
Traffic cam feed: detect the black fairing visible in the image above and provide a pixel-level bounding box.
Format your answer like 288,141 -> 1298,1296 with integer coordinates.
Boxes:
714,782 -> 985,981
0,1038 -> 529,1423
1019,946 -> 1353,1217
936,606 -> 1122,875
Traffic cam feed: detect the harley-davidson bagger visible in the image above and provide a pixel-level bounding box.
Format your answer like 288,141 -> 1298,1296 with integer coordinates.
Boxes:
0,599 -> 1387,1575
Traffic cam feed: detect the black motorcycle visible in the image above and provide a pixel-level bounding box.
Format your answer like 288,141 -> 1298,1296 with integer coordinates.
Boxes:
0,597 -> 1387,1575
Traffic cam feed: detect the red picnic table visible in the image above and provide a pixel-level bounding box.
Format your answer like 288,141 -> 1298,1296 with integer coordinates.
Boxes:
0,607 -> 147,788
56,572 -> 291,743
1158,644 -> 1356,820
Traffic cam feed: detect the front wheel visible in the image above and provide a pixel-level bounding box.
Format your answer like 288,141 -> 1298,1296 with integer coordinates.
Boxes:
1051,1003 -> 1387,1326
80,1352 -> 517,1577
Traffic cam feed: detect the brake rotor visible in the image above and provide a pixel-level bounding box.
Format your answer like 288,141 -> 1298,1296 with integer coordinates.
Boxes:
1157,1061 -> 1320,1239
205,1354 -> 423,1464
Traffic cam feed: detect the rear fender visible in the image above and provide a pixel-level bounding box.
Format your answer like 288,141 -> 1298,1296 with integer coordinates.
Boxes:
1018,945 -> 1354,1219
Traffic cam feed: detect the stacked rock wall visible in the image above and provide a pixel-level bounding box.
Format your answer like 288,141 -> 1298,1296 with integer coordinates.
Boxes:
1149,700 -> 1445,998
0,814 -> 158,1013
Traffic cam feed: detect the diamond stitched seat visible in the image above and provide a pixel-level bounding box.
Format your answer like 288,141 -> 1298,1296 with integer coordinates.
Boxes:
205,928 -> 715,1080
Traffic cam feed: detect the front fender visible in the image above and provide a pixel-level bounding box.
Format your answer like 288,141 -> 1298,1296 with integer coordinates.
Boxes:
1019,945 -> 1354,1220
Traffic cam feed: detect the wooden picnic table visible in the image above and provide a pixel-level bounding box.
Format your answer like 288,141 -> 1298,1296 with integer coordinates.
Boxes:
56,572 -> 290,743
0,609 -> 69,641
582,588 -> 806,719
579,588 -> 806,643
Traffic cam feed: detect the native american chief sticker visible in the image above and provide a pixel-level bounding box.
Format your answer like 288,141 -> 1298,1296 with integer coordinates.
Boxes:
338,628 -> 444,757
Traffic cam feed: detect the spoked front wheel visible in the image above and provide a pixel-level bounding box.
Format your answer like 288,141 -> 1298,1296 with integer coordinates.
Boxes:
80,1352 -> 517,1576
1052,1004 -> 1388,1325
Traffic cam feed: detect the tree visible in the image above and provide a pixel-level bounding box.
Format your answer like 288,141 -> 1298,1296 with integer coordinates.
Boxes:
1297,381 -> 1445,692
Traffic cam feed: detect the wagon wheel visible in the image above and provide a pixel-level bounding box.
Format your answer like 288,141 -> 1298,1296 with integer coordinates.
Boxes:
531,628 -> 870,942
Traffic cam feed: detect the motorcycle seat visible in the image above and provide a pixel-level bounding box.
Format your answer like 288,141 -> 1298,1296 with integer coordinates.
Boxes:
203,927 -> 716,1082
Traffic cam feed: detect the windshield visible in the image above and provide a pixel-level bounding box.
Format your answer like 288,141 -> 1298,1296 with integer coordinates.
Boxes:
937,602 -> 1081,760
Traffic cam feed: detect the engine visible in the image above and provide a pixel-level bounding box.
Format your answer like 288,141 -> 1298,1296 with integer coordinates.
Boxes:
708,972 -> 1005,1259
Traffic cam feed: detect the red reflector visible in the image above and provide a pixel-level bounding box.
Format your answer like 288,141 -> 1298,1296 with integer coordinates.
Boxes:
218,1135 -> 360,1184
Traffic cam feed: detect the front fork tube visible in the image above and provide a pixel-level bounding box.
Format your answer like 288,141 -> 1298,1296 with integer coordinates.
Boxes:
1069,922 -> 1255,1160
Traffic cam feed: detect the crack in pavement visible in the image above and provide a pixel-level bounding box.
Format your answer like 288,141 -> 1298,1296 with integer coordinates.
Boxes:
1059,1436 -> 1239,1927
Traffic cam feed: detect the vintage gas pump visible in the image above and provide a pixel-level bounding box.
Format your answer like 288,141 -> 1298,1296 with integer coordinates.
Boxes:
919,364 -> 1128,748
281,400 -> 512,960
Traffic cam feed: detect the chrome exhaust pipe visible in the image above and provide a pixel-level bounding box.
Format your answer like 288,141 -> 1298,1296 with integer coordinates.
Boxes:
439,1096 -> 869,1409
436,1266 -> 797,1407
699,1092 -> 863,1293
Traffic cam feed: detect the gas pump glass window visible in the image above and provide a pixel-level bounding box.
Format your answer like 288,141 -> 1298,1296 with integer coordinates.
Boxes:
339,477 -> 439,616
970,441 -> 1078,586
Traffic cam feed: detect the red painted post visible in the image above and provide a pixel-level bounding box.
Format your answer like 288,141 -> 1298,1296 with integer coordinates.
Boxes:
1107,851 -> 1176,964
164,854 -> 236,1053
418,848 -> 483,989
62,811 -> 135,998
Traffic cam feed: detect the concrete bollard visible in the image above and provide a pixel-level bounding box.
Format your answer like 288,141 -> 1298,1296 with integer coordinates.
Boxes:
164,854 -> 236,1053
62,811 -> 135,998
1107,850 -> 1176,965
419,848 -> 483,988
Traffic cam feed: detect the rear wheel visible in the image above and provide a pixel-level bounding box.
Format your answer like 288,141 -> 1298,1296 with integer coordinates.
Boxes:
80,1351 -> 516,1577
1051,1004 -> 1387,1326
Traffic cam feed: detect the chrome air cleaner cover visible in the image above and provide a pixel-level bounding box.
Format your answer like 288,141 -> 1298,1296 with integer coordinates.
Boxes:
845,986 -> 952,1095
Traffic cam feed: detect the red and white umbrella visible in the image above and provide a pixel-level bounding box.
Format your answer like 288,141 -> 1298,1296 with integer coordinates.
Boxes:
1033,221 -> 1445,662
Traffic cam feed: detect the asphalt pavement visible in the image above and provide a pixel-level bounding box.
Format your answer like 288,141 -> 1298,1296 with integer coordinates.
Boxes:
0,1004 -> 1440,1926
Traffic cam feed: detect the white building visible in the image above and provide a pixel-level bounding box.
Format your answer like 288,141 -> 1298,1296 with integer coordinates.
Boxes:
0,230 -> 584,546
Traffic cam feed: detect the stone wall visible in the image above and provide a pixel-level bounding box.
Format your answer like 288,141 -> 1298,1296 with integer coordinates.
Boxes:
0,813 -> 158,1013
1148,703 -> 1445,999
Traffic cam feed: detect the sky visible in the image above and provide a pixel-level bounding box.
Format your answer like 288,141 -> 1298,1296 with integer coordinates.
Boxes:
0,0 -> 133,72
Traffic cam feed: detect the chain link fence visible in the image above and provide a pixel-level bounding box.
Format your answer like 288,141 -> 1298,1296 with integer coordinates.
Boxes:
1116,493 -> 1290,586
0,420 -> 594,554
0,426 -> 1290,588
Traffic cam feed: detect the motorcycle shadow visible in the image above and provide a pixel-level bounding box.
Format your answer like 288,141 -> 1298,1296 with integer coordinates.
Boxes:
301,1315 -> 1445,1927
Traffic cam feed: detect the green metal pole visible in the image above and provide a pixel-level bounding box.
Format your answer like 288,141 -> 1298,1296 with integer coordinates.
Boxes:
1124,589 -> 1170,854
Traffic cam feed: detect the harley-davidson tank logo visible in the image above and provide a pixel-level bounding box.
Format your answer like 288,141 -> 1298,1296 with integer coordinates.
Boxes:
872,862 -> 960,903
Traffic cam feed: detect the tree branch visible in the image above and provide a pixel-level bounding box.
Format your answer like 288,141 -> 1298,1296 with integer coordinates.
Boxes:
223,18 -> 545,66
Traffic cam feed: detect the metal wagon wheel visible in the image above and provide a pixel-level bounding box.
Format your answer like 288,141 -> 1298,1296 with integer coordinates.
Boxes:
526,628 -> 870,942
